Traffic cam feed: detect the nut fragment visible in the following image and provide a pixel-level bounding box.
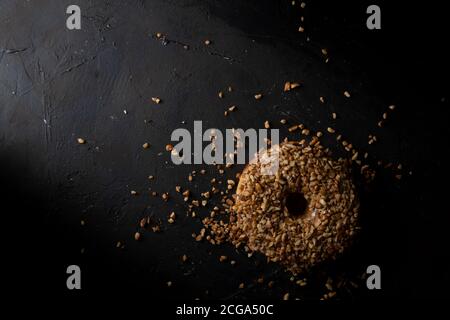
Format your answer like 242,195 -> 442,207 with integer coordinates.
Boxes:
254,93 -> 263,100
151,97 -> 161,104
166,144 -> 174,152
168,212 -> 176,224
283,81 -> 301,92
142,142 -> 150,149
343,91 -> 351,98
134,232 -> 141,241
228,105 -> 236,112
77,138 -> 86,144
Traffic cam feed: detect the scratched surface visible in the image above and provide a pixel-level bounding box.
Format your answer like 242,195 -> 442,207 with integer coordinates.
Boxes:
1,0 -> 449,299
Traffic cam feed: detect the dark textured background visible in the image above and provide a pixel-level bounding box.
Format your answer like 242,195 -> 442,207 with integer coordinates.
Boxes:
1,0 -> 448,300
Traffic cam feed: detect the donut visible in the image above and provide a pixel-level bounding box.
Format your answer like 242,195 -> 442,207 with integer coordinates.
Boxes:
229,140 -> 360,274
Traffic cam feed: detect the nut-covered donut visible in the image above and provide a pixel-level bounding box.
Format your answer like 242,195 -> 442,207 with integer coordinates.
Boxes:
229,140 -> 360,274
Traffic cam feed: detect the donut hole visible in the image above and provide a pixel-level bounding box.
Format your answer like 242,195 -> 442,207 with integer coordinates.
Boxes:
285,192 -> 308,217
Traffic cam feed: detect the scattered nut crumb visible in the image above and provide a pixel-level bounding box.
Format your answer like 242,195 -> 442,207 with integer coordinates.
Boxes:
166,144 -> 174,152
283,81 -> 301,92
151,97 -> 161,104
